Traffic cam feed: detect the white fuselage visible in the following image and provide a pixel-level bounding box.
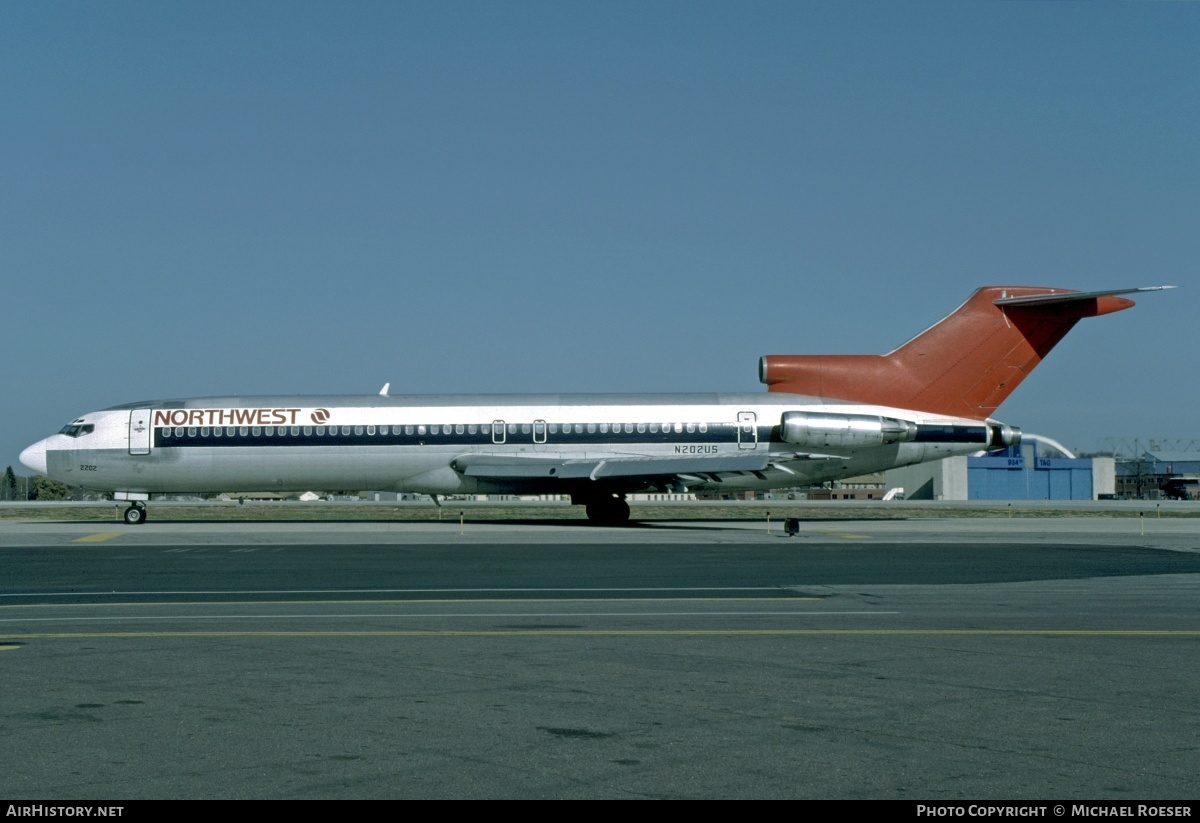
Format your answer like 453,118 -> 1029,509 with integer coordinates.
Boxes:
20,392 -> 1000,500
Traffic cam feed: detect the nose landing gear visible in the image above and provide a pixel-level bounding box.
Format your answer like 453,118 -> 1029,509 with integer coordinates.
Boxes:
123,502 -> 147,525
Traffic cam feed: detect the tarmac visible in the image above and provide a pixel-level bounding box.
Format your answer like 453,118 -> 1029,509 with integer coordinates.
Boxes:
1,516 -> 1198,799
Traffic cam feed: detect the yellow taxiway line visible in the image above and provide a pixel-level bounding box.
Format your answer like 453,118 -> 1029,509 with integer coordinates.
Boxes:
71,532 -> 125,543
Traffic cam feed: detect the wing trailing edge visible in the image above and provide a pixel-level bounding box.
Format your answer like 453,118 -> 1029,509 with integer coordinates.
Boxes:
452,452 -> 772,481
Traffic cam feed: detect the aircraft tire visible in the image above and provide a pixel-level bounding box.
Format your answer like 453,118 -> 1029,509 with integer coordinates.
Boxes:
614,498 -> 630,523
123,504 -> 146,525
585,501 -> 603,522
585,496 -> 630,525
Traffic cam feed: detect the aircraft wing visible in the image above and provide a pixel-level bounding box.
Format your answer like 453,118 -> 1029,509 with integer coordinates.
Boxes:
451,451 -> 852,486
451,452 -> 774,481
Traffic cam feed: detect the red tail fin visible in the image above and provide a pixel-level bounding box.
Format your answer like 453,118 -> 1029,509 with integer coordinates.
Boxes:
759,286 -> 1154,418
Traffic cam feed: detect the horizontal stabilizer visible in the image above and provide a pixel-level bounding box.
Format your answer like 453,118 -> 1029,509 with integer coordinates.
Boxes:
993,286 -> 1173,307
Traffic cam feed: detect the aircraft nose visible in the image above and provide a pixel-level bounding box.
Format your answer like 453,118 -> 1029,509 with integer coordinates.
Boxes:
19,440 -> 48,476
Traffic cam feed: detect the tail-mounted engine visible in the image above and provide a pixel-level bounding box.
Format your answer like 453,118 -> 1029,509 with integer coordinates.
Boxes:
780,411 -> 918,449
987,422 -> 1022,450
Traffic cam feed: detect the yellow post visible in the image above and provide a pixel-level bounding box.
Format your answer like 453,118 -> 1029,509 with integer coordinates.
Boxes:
766,511 -> 771,534
460,511 -> 464,535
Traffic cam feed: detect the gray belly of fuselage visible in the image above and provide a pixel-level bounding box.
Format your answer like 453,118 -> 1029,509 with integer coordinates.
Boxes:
47,439 -> 947,496
51,445 -> 460,495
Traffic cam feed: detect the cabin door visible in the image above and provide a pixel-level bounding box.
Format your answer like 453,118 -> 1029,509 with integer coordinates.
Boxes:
128,409 -> 152,455
737,411 -> 758,450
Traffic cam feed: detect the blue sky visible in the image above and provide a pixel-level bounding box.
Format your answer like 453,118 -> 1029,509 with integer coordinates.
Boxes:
3,1 -> 1196,469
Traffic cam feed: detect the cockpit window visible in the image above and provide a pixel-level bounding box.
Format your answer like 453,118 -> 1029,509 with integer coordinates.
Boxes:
58,423 -> 95,438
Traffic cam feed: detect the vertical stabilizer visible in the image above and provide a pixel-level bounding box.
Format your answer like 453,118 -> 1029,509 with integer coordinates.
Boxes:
759,286 -> 1165,418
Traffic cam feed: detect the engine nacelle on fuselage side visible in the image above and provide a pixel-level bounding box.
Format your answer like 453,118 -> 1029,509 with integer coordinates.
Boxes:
780,411 -> 918,450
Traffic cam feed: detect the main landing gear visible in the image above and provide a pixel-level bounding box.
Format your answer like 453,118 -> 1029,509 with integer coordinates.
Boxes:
583,494 -> 630,525
123,502 -> 147,525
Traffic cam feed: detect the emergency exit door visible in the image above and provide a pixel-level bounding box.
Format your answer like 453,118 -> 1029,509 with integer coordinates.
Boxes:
737,411 -> 758,450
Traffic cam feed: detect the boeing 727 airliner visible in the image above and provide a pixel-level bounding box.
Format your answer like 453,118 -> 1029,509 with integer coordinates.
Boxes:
19,286 -> 1169,524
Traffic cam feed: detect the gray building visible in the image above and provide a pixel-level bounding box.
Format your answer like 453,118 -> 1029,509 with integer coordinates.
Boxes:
1116,452 -> 1200,500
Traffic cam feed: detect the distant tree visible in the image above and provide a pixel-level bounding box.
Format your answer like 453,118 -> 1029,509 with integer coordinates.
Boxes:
2,466 -> 16,501
32,477 -> 68,501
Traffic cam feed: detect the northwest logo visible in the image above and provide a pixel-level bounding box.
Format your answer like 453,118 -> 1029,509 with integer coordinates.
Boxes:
311,408 -> 331,424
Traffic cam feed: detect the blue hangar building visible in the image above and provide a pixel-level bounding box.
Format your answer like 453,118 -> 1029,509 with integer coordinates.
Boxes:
884,438 -> 1114,501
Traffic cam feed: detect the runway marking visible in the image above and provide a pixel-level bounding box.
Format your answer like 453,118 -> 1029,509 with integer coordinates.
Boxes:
0,644 -> 20,651
71,532 -> 124,543
812,530 -> 872,539
2,629 -> 1200,639
0,587 -> 809,599
0,610 -> 893,623
0,597 -> 822,609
